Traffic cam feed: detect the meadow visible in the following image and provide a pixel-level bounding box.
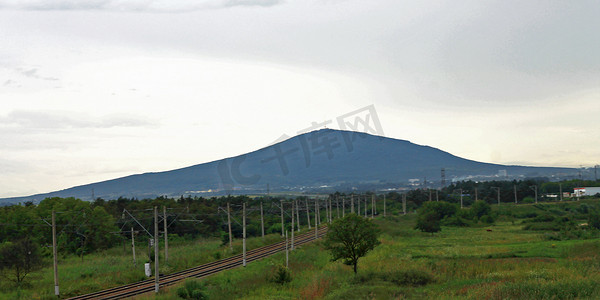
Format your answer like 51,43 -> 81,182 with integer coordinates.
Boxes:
3,198 -> 600,299
149,199 -> 600,299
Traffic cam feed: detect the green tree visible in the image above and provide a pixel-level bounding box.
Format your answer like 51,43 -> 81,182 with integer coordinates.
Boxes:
471,200 -> 492,219
0,238 -> 43,285
415,209 -> 441,234
323,213 -> 380,274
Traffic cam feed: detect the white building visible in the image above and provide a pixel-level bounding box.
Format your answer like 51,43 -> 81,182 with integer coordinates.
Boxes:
573,187 -> 600,197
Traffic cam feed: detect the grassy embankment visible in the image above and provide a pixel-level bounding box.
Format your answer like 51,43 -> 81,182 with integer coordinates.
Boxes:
149,199 -> 600,299
4,198 -> 600,299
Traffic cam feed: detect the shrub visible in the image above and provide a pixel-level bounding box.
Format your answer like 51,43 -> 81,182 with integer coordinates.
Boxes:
522,197 -> 535,204
270,264 -> 292,285
385,269 -> 434,286
480,215 -> 494,224
177,279 -> 207,300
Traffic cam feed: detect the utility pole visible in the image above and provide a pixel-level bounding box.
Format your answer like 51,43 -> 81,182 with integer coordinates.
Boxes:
317,198 -> 321,225
383,194 -> 386,217
460,189 -> 464,208
285,231 -> 289,268
402,194 -> 407,215
260,201 -> 265,239
351,194 -> 354,213
291,202 -> 295,250
52,210 -> 59,297
314,200 -> 318,239
325,198 -> 329,223
530,185 -> 538,203
357,196 -> 361,216
131,227 -> 136,266
364,197 -> 367,217
243,202 -> 246,267
227,202 -> 233,250
154,206 -> 159,293
342,197 -> 346,217
475,188 -> 478,201
329,197 -> 333,222
306,199 -> 311,229
371,195 -> 375,219
492,187 -> 500,205
336,196 -> 340,219
429,190 -> 432,202
560,183 -> 563,201
295,199 -> 300,232
280,200 -> 284,237
514,185 -> 518,204
436,190 -> 439,202
163,206 -> 168,263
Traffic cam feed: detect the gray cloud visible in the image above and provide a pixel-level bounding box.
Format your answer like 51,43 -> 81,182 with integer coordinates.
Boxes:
0,0 -> 284,12
0,110 -> 159,130
18,68 -> 59,81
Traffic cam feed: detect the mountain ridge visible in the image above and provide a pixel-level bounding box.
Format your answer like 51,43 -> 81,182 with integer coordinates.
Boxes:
0,129 -> 577,204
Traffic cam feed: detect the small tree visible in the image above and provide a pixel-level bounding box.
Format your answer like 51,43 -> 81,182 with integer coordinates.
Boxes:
415,210 -> 441,235
323,213 -> 380,274
0,238 -> 43,285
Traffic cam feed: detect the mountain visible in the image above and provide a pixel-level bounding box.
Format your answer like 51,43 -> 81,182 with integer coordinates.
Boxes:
0,129 -> 577,204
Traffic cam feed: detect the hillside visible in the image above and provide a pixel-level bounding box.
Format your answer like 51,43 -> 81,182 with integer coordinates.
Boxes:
0,129 -> 576,204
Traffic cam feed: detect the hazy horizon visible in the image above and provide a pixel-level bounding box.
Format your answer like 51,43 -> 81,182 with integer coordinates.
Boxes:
1,0 -> 599,197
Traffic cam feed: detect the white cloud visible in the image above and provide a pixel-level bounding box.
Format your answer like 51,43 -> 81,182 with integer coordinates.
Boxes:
0,0 -> 284,12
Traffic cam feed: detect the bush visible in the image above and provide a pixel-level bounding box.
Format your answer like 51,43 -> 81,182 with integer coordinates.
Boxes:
270,264 -> 292,285
480,215 -> 494,224
471,200 -> 492,219
177,279 -> 207,300
385,269 -> 434,286
522,197 -> 535,204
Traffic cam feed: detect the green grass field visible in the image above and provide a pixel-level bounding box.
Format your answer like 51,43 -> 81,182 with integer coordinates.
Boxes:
3,199 -> 600,299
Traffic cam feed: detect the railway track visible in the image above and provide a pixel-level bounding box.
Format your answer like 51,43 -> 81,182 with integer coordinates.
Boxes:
67,226 -> 328,300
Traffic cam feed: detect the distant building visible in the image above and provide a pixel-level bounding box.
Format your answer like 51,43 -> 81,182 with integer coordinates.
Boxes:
573,187 -> 600,197
498,170 -> 507,177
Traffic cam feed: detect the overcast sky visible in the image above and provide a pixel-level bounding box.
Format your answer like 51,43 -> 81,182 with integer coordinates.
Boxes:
1,0 -> 599,198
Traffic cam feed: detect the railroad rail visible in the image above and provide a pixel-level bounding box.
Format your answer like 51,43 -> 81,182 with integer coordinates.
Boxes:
67,226 -> 328,299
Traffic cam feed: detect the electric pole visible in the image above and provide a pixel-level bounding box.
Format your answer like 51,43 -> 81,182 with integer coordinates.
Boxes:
306,199 -> 311,229
295,199 -> 300,232
280,200 -> 284,237
227,202 -> 233,250
163,206 -> 168,263
383,194 -> 386,217
52,210 -> 59,297
243,202 -> 246,267
260,201 -> 265,239
492,187 -> 500,205
154,206 -> 159,293
342,197 -> 346,217
131,227 -> 136,266
351,194 -> 354,213
291,202 -> 295,250
285,231 -> 289,268
530,185 -> 538,203
371,195 -> 375,219
336,196 -> 340,219
315,200 -> 318,239
560,183 -> 563,201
